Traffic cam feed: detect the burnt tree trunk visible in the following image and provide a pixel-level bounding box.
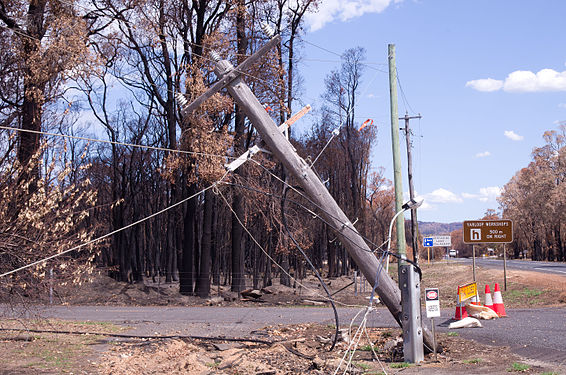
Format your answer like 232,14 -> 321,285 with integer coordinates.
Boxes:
195,189 -> 213,297
180,184 -> 198,295
230,1 -> 248,293
16,0 -> 48,189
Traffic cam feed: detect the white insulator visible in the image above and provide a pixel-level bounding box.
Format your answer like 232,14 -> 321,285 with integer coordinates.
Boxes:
261,22 -> 275,38
210,50 -> 221,62
175,92 -> 188,107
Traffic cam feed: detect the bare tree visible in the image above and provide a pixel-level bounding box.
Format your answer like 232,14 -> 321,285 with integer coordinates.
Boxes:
0,0 -> 90,186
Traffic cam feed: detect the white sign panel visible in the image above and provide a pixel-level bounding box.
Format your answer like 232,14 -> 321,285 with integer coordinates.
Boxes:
433,235 -> 451,247
425,288 -> 441,318
423,235 -> 451,247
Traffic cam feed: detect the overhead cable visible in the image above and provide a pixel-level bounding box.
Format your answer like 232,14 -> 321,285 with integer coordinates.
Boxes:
0,125 -> 235,160
281,184 -> 339,351
0,170 -> 230,279
215,182 -> 363,309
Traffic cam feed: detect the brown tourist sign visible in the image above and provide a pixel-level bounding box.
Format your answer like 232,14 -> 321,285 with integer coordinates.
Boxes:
463,220 -> 513,244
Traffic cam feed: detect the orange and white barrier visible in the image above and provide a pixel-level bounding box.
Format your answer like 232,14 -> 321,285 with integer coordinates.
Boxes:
484,284 -> 494,311
454,286 -> 469,320
492,283 -> 507,317
470,294 -> 481,305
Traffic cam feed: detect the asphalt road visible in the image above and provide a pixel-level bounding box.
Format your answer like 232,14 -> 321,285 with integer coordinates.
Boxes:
452,257 -> 566,276
3,304 -> 565,365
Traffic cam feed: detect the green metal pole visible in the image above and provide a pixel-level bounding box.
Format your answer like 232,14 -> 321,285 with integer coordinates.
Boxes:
388,44 -> 407,258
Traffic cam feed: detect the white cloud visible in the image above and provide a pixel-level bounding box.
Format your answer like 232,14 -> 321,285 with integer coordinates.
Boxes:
504,130 -> 524,141
559,103 -> 566,109
467,69 -> 566,93
465,78 -> 503,92
504,69 -> 566,92
425,188 -> 462,204
479,186 -> 501,199
462,186 -> 501,202
305,0 -> 397,32
475,151 -> 491,158
416,200 -> 433,211
406,192 -> 433,211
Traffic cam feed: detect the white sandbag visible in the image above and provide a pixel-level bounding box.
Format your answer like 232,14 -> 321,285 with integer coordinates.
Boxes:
465,303 -> 499,320
448,317 -> 483,329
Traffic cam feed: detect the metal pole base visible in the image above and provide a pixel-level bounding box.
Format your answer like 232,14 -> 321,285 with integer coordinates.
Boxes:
399,264 -> 424,363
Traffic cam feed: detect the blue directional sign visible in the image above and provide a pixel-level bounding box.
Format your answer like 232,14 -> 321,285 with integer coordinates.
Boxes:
423,237 -> 433,247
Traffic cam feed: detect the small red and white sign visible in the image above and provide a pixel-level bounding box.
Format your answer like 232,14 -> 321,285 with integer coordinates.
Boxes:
426,290 -> 438,300
425,288 -> 440,318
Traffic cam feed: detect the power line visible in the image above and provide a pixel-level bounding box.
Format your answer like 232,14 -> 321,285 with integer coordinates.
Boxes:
0,22 -> 274,105
240,161 -> 421,271
396,69 -> 417,115
300,38 -> 389,73
0,125 -> 235,160
224,176 -> 389,256
309,125 -> 341,168
214,183 -> 363,308
0,170 -> 230,279
280,183 -> 340,350
0,328 -> 275,345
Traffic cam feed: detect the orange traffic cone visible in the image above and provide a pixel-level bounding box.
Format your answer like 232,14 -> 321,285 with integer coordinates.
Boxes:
492,283 -> 507,317
484,284 -> 494,311
470,294 -> 481,305
454,286 -> 468,320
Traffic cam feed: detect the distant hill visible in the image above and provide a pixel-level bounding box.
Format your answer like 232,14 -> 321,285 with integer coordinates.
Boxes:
418,221 -> 462,235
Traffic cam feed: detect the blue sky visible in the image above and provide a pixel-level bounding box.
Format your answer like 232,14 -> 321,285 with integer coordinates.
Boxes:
294,0 -> 566,223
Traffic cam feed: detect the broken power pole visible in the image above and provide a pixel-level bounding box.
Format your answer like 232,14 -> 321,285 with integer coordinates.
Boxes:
180,31 -> 436,360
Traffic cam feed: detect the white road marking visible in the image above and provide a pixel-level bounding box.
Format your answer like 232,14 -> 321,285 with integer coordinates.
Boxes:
534,267 -> 566,274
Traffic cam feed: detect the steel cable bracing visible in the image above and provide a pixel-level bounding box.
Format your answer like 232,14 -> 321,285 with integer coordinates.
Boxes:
309,125 -> 341,168
0,170 -> 231,279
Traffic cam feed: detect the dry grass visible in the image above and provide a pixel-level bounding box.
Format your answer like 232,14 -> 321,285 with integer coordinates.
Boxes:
416,262 -> 566,308
42,261 -> 566,310
0,319 -> 123,374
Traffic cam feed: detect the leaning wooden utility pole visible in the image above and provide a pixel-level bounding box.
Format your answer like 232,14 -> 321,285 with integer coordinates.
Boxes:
179,28 -> 436,356
401,111 -> 422,264
388,44 -> 424,363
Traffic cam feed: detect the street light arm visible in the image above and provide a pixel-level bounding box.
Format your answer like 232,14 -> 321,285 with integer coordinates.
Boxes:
387,208 -> 408,253
385,199 -> 424,273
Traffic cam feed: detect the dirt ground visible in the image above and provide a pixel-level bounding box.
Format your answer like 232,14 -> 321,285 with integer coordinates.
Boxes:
1,261 -> 565,374
1,321 -> 563,374
96,324 -> 563,375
